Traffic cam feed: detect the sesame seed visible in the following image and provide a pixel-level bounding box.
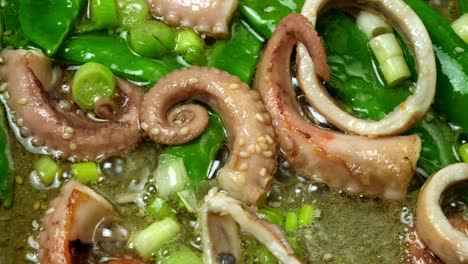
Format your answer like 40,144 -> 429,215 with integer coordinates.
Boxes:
255,144 -> 262,153
263,151 -> 274,158
455,47 -> 465,53
174,119 -> 183,125
180,127 -> 190,135
264,6 -> 275,12
255,113 -> 264,123
188,78 -> 200,85
69,143 -> 77,150
229,83 -> 240,90
266,135 -> 274,145
0,57 -> 3,64
248,144 -> 255,153
140,122 -> 148,131
62,133 -> 72,139
259,143 -> 269,151
64,126 -> 74,134
33,202 -> 40,211
239,163 -> 248,171
256,136 -> 266,143
3,92 -> 9,100
239,151 -> 249,158
150,128 -> 160,136
260,168 -> 267,177
0,83 -> 7,92
237,174 -> 246,184
238,137 -> 246,147
17,98 -> 28,105
16,118 -> 23,127
15,175 -> 23,185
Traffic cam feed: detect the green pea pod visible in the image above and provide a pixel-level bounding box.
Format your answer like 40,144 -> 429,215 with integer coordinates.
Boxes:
56,34 -> 183,86
239,0 -> 305,38
19,0 -> 86,55
163,111 -> 226,182
208,20 -> 263,84
1,0 -> 29,48
404,0 -> 468,133
316,9 -> 459,176
0,107 -> 13,207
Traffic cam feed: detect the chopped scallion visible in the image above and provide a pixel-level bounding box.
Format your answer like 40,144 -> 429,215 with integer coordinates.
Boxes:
77,0 -> 118,32
257,208 -> 284,227
285,212 -> 298,232
146,197 -> 173,219
128,20 -> 175,58
71,161 -> 100,184
174,29 -> 206,65
131,217 -> 180,258
177,189 -> 199,213
154,155 -> 189,198
379,56 -> 412,86
34,156 -> 61,186
459,143 -> 468,162
256,244 -> 278,264
356,11 -> 393,39
452,13 -> 468,44
163,248 -> 203,264
298,204 -> 314,227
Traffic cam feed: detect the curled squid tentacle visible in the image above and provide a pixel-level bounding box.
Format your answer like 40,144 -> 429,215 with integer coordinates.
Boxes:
297,0 -> 436,136
255,14 -> 421,200
0,49 -> 143,161
200,189 -> 302,264
140,67 -> 277,205
146,0 -> 238,38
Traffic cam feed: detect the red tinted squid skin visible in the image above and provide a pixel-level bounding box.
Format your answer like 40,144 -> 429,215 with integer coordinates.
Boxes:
140,67 -> 277,205
146,0 -> 238,38
255,14 -> 421,200
0,49 -> 143,161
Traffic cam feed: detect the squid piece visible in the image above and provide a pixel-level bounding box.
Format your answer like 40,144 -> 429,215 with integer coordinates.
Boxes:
37,180 -> 114,264
140,67 -> 277,205
146,0 -> 238,38
255,14 -> 421,200
297,0 -> 436,136
200,189 -> 302,264
416,163 -> 468,264
0,49 -> 143,161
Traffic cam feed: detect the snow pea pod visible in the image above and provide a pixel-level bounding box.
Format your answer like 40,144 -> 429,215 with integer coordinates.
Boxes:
404,0 -> 468,133
0,0 -> 29,48
19,0 -> 86,55
239,0 -> 305,38
0,106 -> 13,207
316,9 -> 459,176
56,34 -> 183,86
459,0 -> 468,14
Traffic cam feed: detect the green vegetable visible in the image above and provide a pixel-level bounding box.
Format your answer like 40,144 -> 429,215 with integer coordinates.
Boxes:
131,217 -> 180,258
174,29 -> 206,65
460,0 -> 468,14
177,189 -> 198,213
163,248 -> 203,264
0,107 -> 13,207
286,236 -> 303,257
154,155 -> 189,198
257,208 -> 284,227
57,34 -> 183,86
116,0 -> 150,30
316,9 -> 459,176
452,14 -> 468,44
146,197 -> 173,219
208,20 -> 263,84
1,0 -> 29,48
34,156 -> 61,186
77,0 -> 119,32
163,111 -> 225,182
404,0 -> 468,133
298,204 -> 314,227
71,161 -> 100,184
129,20 -> 175,58
19,0 -> 85,55
239,0 -> 305,38
257,244 -> 279,264
355,11 -> 392,39
72,62 -> 116,111
285,212 -> 298,232
459,143 -> 468,162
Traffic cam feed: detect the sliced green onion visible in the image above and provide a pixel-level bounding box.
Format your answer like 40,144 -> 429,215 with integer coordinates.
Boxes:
131,217 -> 180,258
369,33 -> 411,86
71,62 -> 116,111
116,0 -> 150,30
379,56 -> 412,86
163,248 -> 203,264
459,143 -> 468,162
71,161 -> 100,184
128,20 -> 175,58
285,212 -> 298,232
256,244 -> 278,264
34,156 -> 61,186
452,13 -> 468,44
257,208 -> 283,227
146,197 -> 173,219
286,236 -> 303,257
177,189 -> 198,213
77,0 -> 119,32
174,29 -> 206,65
356,11 -> 393,39
298,204 -> 314,227
154,155 -> 189,198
